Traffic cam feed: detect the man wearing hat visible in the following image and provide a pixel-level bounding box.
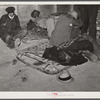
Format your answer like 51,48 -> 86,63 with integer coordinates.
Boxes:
0,6 -> 21,48
28,10 -> 58,38
30,10 -> 47,29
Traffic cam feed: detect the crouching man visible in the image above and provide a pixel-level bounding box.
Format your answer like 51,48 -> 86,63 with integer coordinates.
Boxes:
27,10 -> 59,39
0,7 -> 22,49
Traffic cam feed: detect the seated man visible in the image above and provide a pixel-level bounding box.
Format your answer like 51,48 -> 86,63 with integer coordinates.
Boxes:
0,6 -> 21,48
27,10 -> 59,38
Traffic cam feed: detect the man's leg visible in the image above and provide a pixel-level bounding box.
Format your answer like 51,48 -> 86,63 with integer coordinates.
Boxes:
46,18 -> 55,38
77,40 -> 99,62
0,29 -> 8,43
67,40 -> 94,53
88,5 -> 99,40
78,6 -> 89,35
77,40 -> 94,52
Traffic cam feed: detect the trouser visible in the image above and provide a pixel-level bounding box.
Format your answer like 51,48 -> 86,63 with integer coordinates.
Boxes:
67,40 -> 94,53
78,5 -> 98,40
0,29 -> 9,42
0,29 -> 22,48
0,29 -> 21,41
46,18 -> 55,38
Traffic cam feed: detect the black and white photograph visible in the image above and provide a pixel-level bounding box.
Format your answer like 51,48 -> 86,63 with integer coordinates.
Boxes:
0,1 -> 100,98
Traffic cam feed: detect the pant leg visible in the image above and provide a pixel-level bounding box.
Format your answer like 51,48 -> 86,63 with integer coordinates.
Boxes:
88,5 -> 99,40
77,40 -> 94,52
46,18 -> 55,38
78,6 -> 89,34
67,40 -> 94,53
0,29 -> 9,42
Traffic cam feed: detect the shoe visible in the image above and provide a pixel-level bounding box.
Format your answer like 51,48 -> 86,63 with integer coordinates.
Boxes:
12,59 -> 17,65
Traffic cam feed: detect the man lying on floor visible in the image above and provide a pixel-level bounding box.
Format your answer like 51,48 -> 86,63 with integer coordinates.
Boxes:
43,10 -> 99,82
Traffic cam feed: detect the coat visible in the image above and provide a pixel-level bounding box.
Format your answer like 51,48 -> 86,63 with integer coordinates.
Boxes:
50,14 -> 82,47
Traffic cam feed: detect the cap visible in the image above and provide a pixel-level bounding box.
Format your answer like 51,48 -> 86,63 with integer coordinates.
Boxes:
6,7 -> 15,13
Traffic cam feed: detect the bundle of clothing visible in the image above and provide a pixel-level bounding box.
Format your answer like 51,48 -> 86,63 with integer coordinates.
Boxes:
42,35 -> 94,66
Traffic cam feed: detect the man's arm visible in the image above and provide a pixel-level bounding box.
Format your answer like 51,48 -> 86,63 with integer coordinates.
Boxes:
15,15 -> 21,29
72,18 -> 83,28
0,15 -> 8,27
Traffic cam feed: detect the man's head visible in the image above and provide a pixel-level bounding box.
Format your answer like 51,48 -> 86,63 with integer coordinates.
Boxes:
31,10 -> 40,18
6,7 -> 15,19
58,50 -> 71,63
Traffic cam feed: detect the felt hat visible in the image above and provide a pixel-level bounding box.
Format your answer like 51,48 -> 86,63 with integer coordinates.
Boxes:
68,10 -> 78,19
31,10 -> 40,18
6,7 -> 15,13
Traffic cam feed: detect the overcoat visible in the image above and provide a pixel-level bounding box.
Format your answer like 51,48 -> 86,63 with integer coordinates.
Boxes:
50,14 -> 82,47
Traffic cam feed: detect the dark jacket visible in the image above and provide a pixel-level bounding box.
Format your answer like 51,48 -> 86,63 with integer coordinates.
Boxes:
0,14 -> 21,40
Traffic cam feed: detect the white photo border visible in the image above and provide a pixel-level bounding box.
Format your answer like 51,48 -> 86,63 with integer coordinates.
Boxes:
0,1 -> 100,99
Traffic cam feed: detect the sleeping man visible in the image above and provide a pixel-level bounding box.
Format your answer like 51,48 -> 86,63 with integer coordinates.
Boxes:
43,10 -> 98,82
